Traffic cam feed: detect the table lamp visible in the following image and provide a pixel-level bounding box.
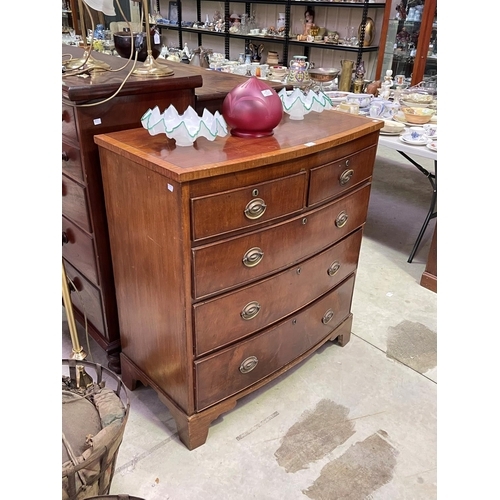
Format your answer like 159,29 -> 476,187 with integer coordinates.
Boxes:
132,0 -> 174,77
64,0 -> 116,71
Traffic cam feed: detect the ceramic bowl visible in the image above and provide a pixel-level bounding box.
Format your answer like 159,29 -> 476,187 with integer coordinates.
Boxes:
346,93 -> 373,108
309,67 -> 340,83
380,120 -> 405,134
401,106 -> 435,124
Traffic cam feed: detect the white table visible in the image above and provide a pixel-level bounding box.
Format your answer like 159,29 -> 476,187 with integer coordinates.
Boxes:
377,134 -> 437,263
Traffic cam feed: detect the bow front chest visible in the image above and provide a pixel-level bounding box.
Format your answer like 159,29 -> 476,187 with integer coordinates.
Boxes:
95,110 -> 382,449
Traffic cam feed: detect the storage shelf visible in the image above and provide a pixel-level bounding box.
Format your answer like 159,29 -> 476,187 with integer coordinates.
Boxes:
154,0 -> 387,74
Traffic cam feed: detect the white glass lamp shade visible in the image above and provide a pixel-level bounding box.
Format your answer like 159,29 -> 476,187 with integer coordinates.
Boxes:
83,0 -> 116,16
141,105 -> 228,146
278,88 -> 333,120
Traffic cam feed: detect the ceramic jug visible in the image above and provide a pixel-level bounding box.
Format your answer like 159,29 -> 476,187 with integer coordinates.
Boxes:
338,59 -> 354,92
288,55 -> 310,84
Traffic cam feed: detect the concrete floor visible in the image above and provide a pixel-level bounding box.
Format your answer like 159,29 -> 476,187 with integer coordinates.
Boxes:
62,145 -> 437,500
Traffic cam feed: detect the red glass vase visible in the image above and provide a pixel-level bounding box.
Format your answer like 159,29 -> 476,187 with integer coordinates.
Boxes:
222,77 -> 284,138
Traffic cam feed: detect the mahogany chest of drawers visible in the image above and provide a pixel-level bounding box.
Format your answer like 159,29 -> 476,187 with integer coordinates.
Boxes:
62,47 -> 202,371
95,110 -> 382,448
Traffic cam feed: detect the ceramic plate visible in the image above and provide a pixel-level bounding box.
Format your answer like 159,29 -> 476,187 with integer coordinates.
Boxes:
380,130 -> 403,136
426,141 -> 437,152
399,134 -> 427,146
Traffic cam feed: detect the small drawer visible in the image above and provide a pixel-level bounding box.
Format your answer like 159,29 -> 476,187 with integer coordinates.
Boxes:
192,183 -> 370,299
194,275 -> 355,410
191,171 -> 307,241
62,141 -> 84,183
62,104 -> 78,142
63,260 -> 105,335
62,216 -> 98,286
193,228 -> 362,356
308,146 -> 376,206
62,175 -> 92,233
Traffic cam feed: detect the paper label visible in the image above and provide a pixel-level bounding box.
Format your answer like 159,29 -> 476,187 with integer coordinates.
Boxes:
261,89 -> 273,97
93,118 -> 102,125
154,32 -> 160,44
167,183 -> 174,192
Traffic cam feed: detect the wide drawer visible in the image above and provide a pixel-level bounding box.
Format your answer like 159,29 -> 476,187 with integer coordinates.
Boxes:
62,216 -> 98,286
308,145 -> 377,206
62,103 -> 78,142
195,274 -> 355,410
191,171 -> 307,241
62,141 -> 84,183
62,175 -> 92,233
63,260 -> 105,335
193,228 -> 362,356
192,183 -> 370,298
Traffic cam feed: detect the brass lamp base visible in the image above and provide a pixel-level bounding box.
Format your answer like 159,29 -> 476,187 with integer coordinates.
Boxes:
132,53 -> 174,77
64,47 -> 111,72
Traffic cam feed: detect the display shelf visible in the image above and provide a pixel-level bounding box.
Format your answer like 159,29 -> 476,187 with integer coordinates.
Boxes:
153,0 -> 387,77
375,0 -> 437,85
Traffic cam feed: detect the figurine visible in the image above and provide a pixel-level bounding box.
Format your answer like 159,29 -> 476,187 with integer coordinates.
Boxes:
395,1 -> 407,21
303,8 -> 315,36
378,70 -> 393,100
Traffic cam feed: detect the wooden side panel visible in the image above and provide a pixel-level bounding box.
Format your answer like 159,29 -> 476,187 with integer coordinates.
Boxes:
99,149 -> 193,413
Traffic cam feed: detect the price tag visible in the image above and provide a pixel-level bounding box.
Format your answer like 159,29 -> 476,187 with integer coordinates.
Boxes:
154,32 -> 160,44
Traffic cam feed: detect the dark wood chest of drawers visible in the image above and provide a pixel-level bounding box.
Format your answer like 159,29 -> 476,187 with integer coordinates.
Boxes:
62,47 -> 203,371
95,110 -> 382,448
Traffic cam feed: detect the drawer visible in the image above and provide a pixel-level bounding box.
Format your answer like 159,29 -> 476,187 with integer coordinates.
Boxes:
62,104 -> 78,142
191,171 -> 307,241
192,183 -> 370,298
62,141 -> 84,183
308,145 -> 377,206
63,260 -> 105,335
62,175 -> 92,233
193,228 -> 362,356
62,216 -> 98,286
195,275 -> 355,410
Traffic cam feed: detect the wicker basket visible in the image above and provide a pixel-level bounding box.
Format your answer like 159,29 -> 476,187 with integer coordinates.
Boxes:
62,359 -> 130,500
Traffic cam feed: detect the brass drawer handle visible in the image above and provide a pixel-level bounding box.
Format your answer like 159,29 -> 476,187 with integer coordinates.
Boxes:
241,301 -> 261,321
335,211 -> 348,228
240,356 -> 258,374
322,308 -> 335,325
244,198 -> 267,220
327,261 -> 341,276
339,168 -> 354,186
242,247 -> 264,267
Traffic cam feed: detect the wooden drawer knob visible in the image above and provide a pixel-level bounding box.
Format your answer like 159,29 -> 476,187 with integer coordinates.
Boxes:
241,301 -> 261,321
242,247 -> 264,267
239,356 -> 258,374
244,198 -> 267,220
62,151 -> 69,162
